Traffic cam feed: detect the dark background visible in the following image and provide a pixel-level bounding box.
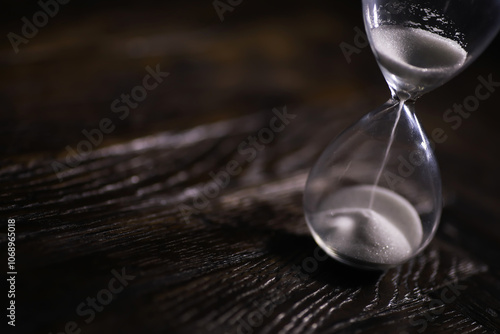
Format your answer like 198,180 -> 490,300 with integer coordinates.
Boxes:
1,1 -> 500,333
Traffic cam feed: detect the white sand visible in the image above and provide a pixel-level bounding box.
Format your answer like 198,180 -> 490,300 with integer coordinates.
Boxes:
370,25 -> 467,88
309,185 -> 422,265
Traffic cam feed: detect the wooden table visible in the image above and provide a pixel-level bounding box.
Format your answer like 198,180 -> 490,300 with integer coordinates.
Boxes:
2,1 -> 500,333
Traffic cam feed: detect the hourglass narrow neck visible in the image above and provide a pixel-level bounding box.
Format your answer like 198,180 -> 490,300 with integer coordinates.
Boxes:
387,92 -> 417,114
389,96 -> 416,105
389,86 -> 422,104
366,96 -> 418,122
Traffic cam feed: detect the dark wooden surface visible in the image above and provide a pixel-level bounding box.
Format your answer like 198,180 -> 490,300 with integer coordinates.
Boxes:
2,1 -> 500,333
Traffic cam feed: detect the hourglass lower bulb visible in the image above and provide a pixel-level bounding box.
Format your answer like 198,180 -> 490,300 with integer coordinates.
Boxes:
303,99 -> 442,270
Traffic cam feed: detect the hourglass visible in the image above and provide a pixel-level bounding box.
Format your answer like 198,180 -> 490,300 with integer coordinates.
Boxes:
303,0 -> 500,270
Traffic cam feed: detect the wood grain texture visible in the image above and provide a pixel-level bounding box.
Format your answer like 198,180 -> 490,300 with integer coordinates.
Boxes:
1,1 -> 500,333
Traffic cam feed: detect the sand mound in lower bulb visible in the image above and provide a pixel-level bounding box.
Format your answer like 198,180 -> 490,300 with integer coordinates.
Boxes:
308,185 -> 423,268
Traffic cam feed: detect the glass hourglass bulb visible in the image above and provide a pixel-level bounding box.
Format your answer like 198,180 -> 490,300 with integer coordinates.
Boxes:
304,99 -> 440,269
304,0 -> 500,270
